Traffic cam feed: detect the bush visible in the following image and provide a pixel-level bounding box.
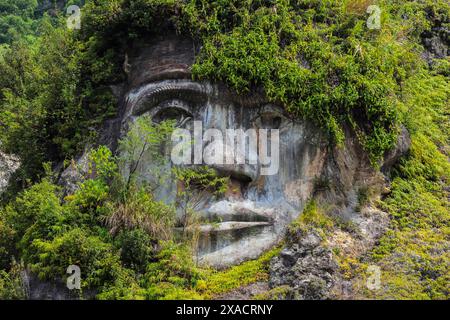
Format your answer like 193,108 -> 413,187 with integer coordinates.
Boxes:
352,58 -> 450,300
0,217 -> 16,270
197,247 -> 281,299
0,262 -> 26,300
105,186 -> 175,240
289,201 -> 334,236
28,228 -> 123,289
117,229 -> 156,274
96,270 -> 146,300
3,179 -> 64,245
142,241 -> 202,300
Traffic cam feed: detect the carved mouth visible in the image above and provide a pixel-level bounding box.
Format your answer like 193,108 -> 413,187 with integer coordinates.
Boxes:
196,221 -> 270,232
204,208 -> 272,223
199,200 -> 275,232
195,202 -> 276,265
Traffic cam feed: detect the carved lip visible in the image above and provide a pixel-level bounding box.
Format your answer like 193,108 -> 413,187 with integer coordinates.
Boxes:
178,221 -> 271,233
204,210 -> 272,223
176,209 -> 274,233
200,200 -> 275,231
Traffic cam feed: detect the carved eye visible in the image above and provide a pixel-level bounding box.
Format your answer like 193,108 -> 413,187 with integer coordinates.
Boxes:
253,112 -> 284,130
153,100 -> 193,127
260,114 -> 282,129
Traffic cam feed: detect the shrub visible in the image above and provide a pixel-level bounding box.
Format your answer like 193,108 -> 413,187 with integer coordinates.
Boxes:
289,201 -> 334,236
0,217 -> 16,270
351,59 -> 450,300
197,247 -> 281,299
96,271 -> 146,300
142,241 -> 202,300
105,186 -> 175,240
28,228 -> 122,289
0,262 -> 26,300
117,229 -> 157,274
3,179 -> 63,240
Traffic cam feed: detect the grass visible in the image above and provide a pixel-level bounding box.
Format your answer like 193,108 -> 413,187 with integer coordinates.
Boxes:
195,246 -> 282,299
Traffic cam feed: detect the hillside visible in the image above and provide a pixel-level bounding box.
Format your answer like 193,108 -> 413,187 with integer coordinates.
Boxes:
0,0 -> 448,300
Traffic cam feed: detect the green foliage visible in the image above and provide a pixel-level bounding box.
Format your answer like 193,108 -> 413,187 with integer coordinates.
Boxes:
0,0 -> 38,44
182,0 -> 410,162
353,65 -> 450,300
88,146 -> 118,182
62,147 -> 116,227
3,179 -> 63,242
0,0 -> 447,182
75,0 -> 449,165
105,119 -> 178,238
0,144 -> 176,296
117,115 -> 175,190
0,0 -> 448,300
0,18 -> 117,188
173,166 -> 229,197
0,24 -> 78,182
105,185 -> 176,240
0,215 -> 16,270
289,200 -> 334,236
142,241 -> 202,300
96,271 -> 146,300
0,179 -> 68,272
0,262 -> 26,300
70,179 -> 109,216
29,227 -> 123,288
196,246 -> 281,299
116,229 -> 156,274
139,243 -> 280,300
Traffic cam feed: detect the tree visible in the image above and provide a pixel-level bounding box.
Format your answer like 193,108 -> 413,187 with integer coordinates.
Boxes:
0,0 -> 38,44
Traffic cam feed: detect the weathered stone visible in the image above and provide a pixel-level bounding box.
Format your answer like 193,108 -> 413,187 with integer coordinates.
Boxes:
24,270 -> 96,300
269,230 -> 338,300
382,125 -> 411,172
421,26 -> 450,65
0,151 -> 20,194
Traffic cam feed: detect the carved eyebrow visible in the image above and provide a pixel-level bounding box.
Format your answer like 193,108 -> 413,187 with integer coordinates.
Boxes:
132,68 -> 192,87
128,80 -> 211,116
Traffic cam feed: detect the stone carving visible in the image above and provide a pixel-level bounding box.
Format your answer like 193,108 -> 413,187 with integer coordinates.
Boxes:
61,33 -> 410,268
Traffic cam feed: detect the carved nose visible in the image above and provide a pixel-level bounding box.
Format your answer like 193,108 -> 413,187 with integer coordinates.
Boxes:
205,143 -> 259,182
209,163 -> 257,183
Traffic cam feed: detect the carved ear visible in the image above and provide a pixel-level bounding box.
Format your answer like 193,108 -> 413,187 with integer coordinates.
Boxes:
123,53 -> 131,75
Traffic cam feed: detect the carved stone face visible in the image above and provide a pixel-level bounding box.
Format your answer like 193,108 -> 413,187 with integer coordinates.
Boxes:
120,34 -> 329,268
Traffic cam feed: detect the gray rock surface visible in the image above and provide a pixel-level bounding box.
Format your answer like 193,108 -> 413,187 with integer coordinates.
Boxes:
422,26 -> 449,64
22,270 -> 96,300
269,231 -> 338,300
382,125 -> 411,172
0,151 -> 20,194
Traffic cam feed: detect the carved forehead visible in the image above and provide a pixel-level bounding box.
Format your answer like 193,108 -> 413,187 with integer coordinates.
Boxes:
124,34 -> 272,113
127,34 -> 196,88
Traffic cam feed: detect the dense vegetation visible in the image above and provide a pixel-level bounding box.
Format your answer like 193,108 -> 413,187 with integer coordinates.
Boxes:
0,0 -> 448,300
358,71 -> 449,299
